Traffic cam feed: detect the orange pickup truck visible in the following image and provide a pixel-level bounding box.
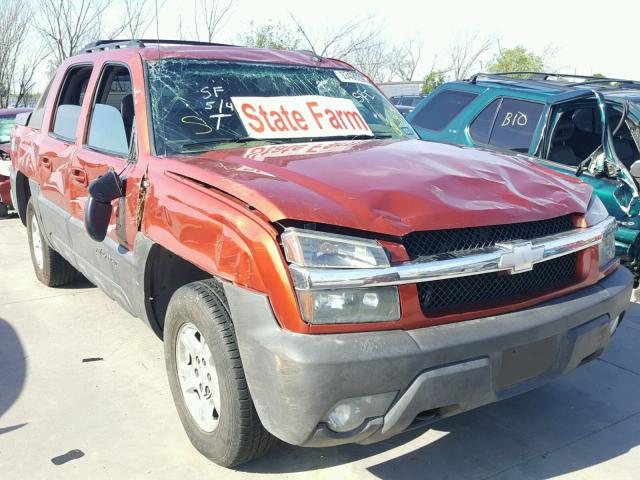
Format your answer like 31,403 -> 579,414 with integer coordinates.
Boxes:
9,39 -> 632,467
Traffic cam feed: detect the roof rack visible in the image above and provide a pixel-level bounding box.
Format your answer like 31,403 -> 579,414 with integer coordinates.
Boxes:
81,38 -> 239,54
468,72 -> 640,91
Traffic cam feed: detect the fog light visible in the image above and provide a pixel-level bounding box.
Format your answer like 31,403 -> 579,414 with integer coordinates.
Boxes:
324,392 -> 397,433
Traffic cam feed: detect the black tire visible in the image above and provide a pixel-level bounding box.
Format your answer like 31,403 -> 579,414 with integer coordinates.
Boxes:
26,199 -> 77,287
164,279 -> 275,467
0,203 -> 8,218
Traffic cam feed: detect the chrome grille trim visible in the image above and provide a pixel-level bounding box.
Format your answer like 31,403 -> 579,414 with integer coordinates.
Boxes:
289,217 -> 616,291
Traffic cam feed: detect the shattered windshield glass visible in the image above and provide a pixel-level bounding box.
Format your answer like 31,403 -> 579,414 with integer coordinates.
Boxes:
146,59 -> 416,154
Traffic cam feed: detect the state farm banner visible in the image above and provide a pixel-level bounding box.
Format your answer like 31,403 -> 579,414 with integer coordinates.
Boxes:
231,95 -> 373,139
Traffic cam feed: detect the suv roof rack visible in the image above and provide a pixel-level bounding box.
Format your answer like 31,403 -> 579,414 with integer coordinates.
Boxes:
81,39 -> 239,54
468,72 -> 640,91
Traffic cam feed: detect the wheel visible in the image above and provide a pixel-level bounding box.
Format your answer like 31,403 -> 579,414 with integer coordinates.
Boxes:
0,203 -> 8,218
164,279 -> 275,467
26,199 -> 77,287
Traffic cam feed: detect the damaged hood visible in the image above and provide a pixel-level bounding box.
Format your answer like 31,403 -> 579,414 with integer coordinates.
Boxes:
162,139 -> 592,237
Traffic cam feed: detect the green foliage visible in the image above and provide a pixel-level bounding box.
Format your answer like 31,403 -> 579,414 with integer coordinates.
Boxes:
592,73 -> 606,78
487,46 -> 545,74
238,21 -> 302,51
422,70 -> 446,95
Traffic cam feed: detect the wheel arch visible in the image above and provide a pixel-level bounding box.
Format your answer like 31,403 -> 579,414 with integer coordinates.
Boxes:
13,170 -> 31,226
142,242 -> 213,337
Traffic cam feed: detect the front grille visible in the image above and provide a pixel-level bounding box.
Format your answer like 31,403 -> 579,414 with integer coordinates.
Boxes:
417,253 -> 578,314
403,215 -> 574,260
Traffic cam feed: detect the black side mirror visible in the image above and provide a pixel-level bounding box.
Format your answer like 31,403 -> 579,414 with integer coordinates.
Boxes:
85,169 -> 123,242
14,112 -> 31,126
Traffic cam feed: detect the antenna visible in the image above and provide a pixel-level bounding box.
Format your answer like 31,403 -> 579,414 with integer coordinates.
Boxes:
154,0 -> 161,56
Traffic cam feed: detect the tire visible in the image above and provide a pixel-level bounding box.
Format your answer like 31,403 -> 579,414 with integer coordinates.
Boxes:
164,279 -> 275,467
0,203 -> 8,218
26,199 -> 77,287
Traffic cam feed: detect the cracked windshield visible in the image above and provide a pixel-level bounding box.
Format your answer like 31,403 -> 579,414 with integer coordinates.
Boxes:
147,59 -> 416,154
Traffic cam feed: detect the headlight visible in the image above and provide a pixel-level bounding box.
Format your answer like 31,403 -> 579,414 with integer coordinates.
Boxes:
583,196 -> 616,268
281,228 -> 390,268
282,228 -> 400,324
599,224 -> 616,269
584,195 -> 609,226
296,286 -> 400,324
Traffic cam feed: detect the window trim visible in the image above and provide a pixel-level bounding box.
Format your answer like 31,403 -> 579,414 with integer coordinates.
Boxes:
82,61 -> 135,161
468,97 -> 503,145
467,96 -> 545,153
541,100 -> 601,162
412,88 -> 479,132
48,62 -> 94,144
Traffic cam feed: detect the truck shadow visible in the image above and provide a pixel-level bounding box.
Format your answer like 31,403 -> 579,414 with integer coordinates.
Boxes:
0,318 -> 27,435
240,302 -> 640,479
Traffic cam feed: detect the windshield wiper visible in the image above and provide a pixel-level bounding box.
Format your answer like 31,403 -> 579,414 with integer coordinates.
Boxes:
179,137 -> 281,152
180,133 -> 393,152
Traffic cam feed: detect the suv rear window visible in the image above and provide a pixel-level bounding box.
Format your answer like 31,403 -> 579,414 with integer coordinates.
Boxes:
411,90 -> 478,131
470,98 -> 544,153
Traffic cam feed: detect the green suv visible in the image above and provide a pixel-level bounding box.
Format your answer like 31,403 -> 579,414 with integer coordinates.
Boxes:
407,73 -> 640,284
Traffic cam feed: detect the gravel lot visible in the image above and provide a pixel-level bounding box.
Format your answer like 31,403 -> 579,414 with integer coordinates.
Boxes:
1,215 -> 640,480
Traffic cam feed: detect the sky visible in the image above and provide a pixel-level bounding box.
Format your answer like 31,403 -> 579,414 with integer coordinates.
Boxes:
31,0 -> 640,88
147,0 -> 640,80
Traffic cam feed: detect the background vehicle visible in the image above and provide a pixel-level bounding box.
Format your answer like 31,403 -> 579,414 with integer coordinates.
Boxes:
0,108 -> 31,216
389,94 -> 424,116
407,72 -> 640,284
10,44 -> 631,468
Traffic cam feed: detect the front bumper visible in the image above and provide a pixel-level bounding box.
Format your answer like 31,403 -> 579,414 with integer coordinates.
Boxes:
224,266 -> 632,447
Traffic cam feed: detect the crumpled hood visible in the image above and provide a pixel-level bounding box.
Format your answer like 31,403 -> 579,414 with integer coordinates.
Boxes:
162,139 -> 592,237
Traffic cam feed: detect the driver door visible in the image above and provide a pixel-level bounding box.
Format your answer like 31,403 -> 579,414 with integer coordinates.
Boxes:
67,62 -> 147,315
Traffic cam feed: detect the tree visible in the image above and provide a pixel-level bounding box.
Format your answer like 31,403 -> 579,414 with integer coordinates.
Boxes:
0,0 -> 45,107
193,0 -> 233,43
238,21 -> 301,50
290,14 -> 379,59
35,0 -> 109,67
389,39 -> 423,81
448,32 -> 493,80
422,69 -> 446,95
346,39 -> 392,83
114,0 -> 166,39
487,46 -> 544,74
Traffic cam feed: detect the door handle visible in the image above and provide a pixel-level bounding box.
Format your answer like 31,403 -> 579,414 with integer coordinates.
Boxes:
41,157 -> 52,170
71,168 -> 87,186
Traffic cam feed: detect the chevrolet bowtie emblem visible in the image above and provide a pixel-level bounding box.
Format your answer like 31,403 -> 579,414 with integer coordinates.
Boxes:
496,241 -> 545,274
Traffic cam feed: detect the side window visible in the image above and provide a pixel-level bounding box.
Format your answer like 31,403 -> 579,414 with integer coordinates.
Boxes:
410,90 -> 478,131
27,77 -> 54,130
488,99 -> 544,152
86,65 -> 134,157
51,65 -> 93,141
469,99 -> 501,144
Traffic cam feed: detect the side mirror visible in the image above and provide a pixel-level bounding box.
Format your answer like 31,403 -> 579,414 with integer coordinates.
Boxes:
85,169 -> 123,242
630,161 -> 640,181
14,112 -> 31,126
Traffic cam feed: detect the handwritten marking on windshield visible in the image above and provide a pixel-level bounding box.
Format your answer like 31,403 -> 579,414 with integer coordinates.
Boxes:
352,88 -> 374,103
181,116 -> 213,135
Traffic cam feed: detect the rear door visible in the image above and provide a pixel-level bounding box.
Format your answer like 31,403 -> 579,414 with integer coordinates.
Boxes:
36,64 -> 93,260
468,97 -> 545,154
